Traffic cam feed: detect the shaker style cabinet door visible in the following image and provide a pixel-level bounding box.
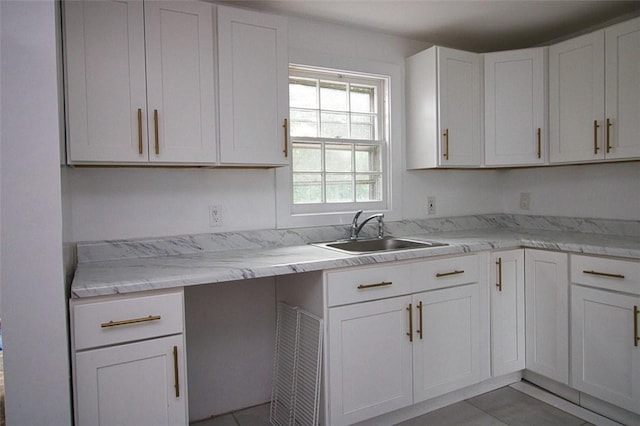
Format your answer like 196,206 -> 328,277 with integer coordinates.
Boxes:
217,5 -> 289,166
64,0 -> 148,163
144,1 -> 217,164
484,48 -> 546,166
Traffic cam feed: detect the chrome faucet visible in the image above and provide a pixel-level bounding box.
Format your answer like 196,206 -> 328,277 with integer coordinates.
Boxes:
350,210 -> 385,240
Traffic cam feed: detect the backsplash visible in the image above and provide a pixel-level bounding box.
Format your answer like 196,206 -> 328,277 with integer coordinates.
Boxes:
75,214 -> 640,263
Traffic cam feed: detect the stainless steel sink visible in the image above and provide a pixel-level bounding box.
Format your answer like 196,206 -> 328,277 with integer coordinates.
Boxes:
313,237 -> 448,254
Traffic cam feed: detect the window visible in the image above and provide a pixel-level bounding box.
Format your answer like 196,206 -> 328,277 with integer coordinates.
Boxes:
289,66 -> 388,214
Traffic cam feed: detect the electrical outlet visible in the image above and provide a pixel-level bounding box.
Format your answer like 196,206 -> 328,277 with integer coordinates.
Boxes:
427,196 -> 436,215
520,193 -> 531,210
209,205 -> 223,227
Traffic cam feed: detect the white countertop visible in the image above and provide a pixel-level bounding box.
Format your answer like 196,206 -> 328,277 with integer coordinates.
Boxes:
71,227 -> 640,298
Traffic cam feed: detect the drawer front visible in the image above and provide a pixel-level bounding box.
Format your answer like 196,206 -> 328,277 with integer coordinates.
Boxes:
326,263 -> 411,307
571,255 -> 640,295
73,290 -> 184,350
412,254 -> 480,292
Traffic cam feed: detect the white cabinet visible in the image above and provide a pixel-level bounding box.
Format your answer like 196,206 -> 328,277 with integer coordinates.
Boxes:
406,46 -> 482,168
549,17 -> 640,163
571,255 -> 640,414
64,0 -> 216,165
484,48 -> 546,166
524,249 -> 569,384
71,290 -> 188,426
490,250 -> 525,376
217,5 -> 289,166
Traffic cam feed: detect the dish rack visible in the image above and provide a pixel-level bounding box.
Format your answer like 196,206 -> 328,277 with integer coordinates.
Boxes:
270,302 -> 323,426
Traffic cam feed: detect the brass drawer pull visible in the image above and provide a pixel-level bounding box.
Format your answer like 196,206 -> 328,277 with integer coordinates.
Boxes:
536,128 -> 541,159
634,306 -> 639,348
154,109 -> 160,155
282,118 -> 289,158
173,345 -> 180,397
100,315 -> 161,328
593,120 -> 600,154
583,270 -> 625,279
606,118 -> 612,153
443,128 -> 449,160
407,303 -> 413,342
436,270 -> 464,278
357,281 -> 392,290
137,108 -> 143,155
496,257 -> 503,292
417,301 -> 423,340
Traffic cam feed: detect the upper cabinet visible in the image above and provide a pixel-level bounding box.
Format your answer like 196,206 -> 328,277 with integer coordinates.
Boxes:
64,0 -> 217,165
484,48 -> 547,166
406,47 -> 482,169
217,5 -> 290,166
549,17 -> 640,163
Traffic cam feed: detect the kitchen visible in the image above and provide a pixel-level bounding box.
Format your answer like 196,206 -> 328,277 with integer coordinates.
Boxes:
1,1 -> 640,425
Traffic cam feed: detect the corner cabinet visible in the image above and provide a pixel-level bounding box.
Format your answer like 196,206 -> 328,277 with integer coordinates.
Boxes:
484,48 -> 547,166
406,46 -> 482,168
64,0 -> 217,165
549,16 -> 640,163
71,290 -> 188,426
217,5 -> 290,166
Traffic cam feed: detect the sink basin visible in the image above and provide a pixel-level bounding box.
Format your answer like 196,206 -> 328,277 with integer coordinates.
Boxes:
314,237 -> 448,254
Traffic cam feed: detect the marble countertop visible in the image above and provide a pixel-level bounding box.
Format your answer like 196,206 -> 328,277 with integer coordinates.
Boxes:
70,227 -> 640,298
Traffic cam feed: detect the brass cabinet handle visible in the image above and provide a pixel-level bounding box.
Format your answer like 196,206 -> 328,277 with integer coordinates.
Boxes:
593,120 -> 600,154
537,128 -> 541,159
137,108 -> 143,155
496,257 -> 503,292
173,345 -> 180,398
407,303 -> 413,342
436,270 -> 464,278
417,301 -> 423,340
282,118 -> 289,158
101,315 -> 161,328
583,270 -> 625,279
634,306 -> 639,347
154,109 -> 159,155
606,118 -> 612,154
443,128 -> 449,160
357,281 -> 392,290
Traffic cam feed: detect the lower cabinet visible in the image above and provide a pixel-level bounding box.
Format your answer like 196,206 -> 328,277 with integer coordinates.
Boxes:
524,249 -> 569,384
71,289 -> 188,426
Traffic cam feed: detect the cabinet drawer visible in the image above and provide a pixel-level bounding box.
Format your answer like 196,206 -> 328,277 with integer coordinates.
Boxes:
571,255 -> 640,295
412,254 -> 480,292
326,263 -> 411,307
73,290 -> 184,350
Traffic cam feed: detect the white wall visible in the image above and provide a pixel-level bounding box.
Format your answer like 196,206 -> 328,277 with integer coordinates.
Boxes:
0,1 -> 72,424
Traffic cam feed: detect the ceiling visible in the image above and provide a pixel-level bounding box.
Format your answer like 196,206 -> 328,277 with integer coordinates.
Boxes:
219,0 -> 640,52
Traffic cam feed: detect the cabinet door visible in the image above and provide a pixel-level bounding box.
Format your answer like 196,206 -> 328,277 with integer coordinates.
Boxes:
490,250 -> 525,376
413,284 -> 480,403
549,31 -> 605,163
64,0 -> 148,163
605,17 -> 640,160
437,47 -> 482,167
328,296 -> 413,426
75,334 -> 187,426
572,285 -> 640,414
525,250 -> 569,384
145,1 -> 217,164
485,48 -> 546,166
217,5 -> 289,166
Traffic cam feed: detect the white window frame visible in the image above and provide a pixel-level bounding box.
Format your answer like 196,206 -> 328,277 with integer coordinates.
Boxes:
289,66 -> 388,214
276,51 -> 403,229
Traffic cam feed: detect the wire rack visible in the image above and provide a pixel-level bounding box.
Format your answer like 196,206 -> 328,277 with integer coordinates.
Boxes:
270,302 -> 323,426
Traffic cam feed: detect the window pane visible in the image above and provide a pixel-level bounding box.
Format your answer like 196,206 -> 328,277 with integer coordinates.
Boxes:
351,114 -> 376,140
320,81 -> 347,111
320,112 -> 348,138
290,109 -> 318,138
325,144 -> 352,172
326,173 -> 353,203
355,145 -> 381,172
290,77 -> 317,109
350,84 -> 376,113
292,143 -> 322,172
356,174 -> 382,202
293,173 -> 322,204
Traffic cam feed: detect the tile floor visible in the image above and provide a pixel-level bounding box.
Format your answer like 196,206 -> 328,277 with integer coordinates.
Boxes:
191,385 -> 597,426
